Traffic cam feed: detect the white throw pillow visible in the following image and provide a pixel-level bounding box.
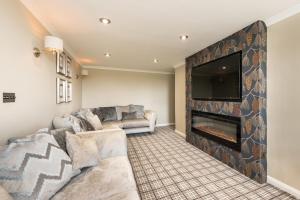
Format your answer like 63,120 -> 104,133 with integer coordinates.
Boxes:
53,115 -> 83,133
0,133 -> 80,200
85,111 -> 103,130
66,132 -> 101,170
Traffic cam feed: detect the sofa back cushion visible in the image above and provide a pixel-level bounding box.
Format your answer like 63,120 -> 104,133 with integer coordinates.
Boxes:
50,127 -> 75,153
0,133 -> 80,200
122,112 -> 138,120
53,115 -> 83,133
129,105 -> 145,119
66,132 -> 101,170
115,106 -> 130,120
93,107 -> 117,122
85,111 -> 103,130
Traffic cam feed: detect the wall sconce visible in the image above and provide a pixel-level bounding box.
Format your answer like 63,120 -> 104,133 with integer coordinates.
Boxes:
76,69 -> 89,79
33,36 -> 63,57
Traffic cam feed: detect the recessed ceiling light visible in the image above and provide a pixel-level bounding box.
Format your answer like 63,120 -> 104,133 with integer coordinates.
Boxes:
104,53 -> 111,57
222,66 -> 227,70
179,35 -> 189,41
154,58 -> 159,63
99,18 -> 111,24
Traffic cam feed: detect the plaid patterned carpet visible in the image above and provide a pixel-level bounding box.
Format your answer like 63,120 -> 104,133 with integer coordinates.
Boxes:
127,126 -> 296,200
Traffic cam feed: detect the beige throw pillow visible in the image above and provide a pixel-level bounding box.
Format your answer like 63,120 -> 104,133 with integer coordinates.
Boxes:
85,111 -> 103,130
66,132 -> 100,170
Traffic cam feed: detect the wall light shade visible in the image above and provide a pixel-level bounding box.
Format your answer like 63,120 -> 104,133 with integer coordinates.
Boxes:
44,36 -> 63,52
81,69 -> 89,76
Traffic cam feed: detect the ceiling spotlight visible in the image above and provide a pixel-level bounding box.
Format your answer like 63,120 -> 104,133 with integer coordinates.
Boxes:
179,35 -> 189,41
99,18 -> 111,24
104,53 -> 111,57
154,58 -> 159,63
222,66 -> 227,70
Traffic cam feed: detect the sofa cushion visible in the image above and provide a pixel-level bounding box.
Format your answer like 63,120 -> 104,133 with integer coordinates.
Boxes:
50,127 -> 75,153
66,132 -> 100,170
85,111 -> 103,130
52,156 -> 139,200
77,117 -> 95,131
102,121 -> 124,129
115,106 -> 130,120
122,111 -> 137,120
93,107 -> 117,122
76,129 -> 127,160
7,128 -> 49,144
122,119 -> 150,129
0,133 -> 80,200
129,105 -> 144,119
53,115 -> 83,133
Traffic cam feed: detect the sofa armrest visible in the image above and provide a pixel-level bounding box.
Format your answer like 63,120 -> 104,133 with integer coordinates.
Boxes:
144,110 -> 157,133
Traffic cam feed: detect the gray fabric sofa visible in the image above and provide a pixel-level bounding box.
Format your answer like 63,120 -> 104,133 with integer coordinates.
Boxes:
90,105 -> 157,134
0,128 -> 140,200
101,110 -> 157,134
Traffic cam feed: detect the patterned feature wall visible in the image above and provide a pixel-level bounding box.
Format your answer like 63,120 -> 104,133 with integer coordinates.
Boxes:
186,21 -> 267,183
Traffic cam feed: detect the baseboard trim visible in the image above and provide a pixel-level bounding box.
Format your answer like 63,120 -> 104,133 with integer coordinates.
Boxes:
267,176 -> 300,199
156,123 -> 175,127
175,129 -> 186,138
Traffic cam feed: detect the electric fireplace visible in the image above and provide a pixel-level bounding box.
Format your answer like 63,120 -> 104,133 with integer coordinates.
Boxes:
191,110 -> 241,151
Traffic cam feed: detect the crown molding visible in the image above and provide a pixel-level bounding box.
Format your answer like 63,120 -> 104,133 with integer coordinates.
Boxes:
173,62 -> 185,69
266,3 -> 300,26
83,66 -> 175,75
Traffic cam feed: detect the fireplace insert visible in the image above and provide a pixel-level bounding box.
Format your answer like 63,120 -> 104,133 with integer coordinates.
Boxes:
191,110 -> 241,151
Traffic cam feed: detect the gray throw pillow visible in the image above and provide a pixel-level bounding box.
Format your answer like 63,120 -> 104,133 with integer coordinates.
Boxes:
50,128 -> 75,153
116,106 -> 130,120
85,111 -> 103,130
7,128 -> 49,144
129,105 -> 145,119
122,112 -> 138,120
0,133 -> 80,200
53,115 -> 83,133
93,107 -> 117,122
77,117 -> 95,132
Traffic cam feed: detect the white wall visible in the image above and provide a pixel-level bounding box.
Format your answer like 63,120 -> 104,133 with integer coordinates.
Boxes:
0,0 -> 82,144
82,69 -> 175,125
268,13 -> 300,191
175,65 -> 186,136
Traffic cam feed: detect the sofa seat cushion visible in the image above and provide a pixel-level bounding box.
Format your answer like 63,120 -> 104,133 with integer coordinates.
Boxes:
52,156 -> 140,200
121,119 -> 150,129
102,121 -> 124,129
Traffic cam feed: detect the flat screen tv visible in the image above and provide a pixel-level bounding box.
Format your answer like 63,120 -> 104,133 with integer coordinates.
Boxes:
192,51 -> 242,101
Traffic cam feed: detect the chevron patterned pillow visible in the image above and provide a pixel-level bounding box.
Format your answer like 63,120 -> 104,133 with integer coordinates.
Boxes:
0,133 -> 80,200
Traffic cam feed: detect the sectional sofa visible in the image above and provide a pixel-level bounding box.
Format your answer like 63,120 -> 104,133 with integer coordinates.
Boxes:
90,105 -> 157,134
0,105 -> 156,200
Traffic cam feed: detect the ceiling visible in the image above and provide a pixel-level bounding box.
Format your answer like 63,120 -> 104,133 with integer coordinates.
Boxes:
20,0 -> 300,73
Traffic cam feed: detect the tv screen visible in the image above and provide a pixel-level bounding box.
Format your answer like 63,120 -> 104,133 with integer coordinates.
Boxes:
192,51 -> 242,101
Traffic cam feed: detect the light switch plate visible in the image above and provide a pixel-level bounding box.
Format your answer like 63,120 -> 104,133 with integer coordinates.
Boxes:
3,93 -> 16,103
